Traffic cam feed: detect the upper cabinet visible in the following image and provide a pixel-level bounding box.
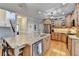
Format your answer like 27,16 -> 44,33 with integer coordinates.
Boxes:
51,17 -> 66,28
65,14 -> 72,27
43,18 -> 51,24
76,3 -> 79,27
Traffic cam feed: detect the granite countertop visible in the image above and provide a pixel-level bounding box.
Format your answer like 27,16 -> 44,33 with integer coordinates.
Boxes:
68,35 -> 79,40
53,28 -> 77,34
4,33 -> 50,49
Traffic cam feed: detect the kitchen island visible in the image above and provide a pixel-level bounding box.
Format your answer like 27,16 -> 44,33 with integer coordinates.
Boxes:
3,33 -> 51,56
51,27 -> 76,42
68,35 -> 79,56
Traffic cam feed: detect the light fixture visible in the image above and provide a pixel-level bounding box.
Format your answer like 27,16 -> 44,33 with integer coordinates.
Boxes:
38,11 -> 41,14
62,12 -> 64,15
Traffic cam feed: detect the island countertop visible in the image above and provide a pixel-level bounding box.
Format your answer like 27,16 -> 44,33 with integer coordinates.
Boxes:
68,35 -> 79,40
4,33 -> 50,48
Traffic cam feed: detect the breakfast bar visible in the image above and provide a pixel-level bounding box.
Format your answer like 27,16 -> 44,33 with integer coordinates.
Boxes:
3,33 -> 51,56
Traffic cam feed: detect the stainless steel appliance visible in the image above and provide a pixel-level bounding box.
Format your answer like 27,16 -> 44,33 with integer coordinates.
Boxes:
32,40 -> 43,56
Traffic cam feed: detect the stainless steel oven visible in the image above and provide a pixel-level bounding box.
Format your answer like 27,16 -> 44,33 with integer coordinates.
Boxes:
32,40 -> 43,56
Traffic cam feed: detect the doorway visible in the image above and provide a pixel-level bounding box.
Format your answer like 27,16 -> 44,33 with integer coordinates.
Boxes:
17,15 -> 27,35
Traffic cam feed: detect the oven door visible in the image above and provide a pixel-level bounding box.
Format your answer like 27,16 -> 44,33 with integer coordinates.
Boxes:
32,40 -> 43,56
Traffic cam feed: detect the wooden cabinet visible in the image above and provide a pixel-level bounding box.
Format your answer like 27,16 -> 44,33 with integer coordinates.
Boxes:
51,17 -> 66,28
23,45 -> 31,56
43,24 -> 51,33
68,35 -> 79,56
61,33 -> 66,43
23,35 -> 51,56
51,32 -> 66,43
65,15 -> 72,28
71,39 -> 79,56
51,32 -> 58,40
43,35 -> 51,54
68,37 -> 72,55
74,40 -> 79,56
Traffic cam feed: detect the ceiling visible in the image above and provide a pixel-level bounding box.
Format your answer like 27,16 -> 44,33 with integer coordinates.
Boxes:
0,3 -> 75,20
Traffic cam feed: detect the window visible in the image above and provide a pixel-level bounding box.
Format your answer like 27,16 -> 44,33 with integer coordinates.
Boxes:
6,11 -> 16,20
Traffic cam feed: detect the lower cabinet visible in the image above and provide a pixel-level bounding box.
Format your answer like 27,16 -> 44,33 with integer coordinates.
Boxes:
23,45 -> 31,56
52,32 -> 66,43
23,40 -> 43,56
72,39 -> 79,56
23,35 -> 51,56
61,33 -> 66,43
68,37 -> 79,56
68,37 -> 72,55
51,32 -> 58,40
43,36 -> 51,54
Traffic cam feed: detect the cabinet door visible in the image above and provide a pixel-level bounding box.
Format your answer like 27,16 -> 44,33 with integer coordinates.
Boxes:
23,45 -> 30,56
43,38 -> 47,53
68,37 -> 72,55
57,33 -> 61,41
65,15 -> 71,27
52,32 -> 57,40
46,36 -> 50,50
51,32 -> 55,39
74,40 -> 79,56
61,33 -> 66,43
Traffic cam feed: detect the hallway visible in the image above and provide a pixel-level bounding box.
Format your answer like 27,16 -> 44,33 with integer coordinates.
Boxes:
44,40 -> 70,56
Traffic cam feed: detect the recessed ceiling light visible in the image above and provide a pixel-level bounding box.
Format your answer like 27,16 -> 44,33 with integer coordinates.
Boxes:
62,12 -> 64,14
38,11 -> 41,14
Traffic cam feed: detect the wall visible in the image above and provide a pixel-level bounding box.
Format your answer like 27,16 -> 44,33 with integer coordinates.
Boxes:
27,17 -> 44,33
0,9 -> 14,38
17,15 -> 27,34
0,27 -> 14,38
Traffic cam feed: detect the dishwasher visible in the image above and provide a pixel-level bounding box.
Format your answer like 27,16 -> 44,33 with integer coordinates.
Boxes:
32,40 -> 43,56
